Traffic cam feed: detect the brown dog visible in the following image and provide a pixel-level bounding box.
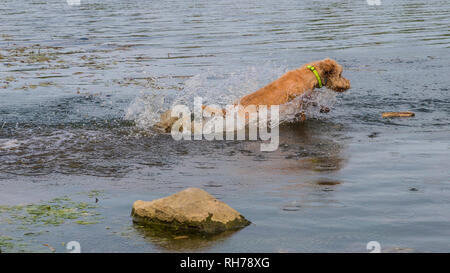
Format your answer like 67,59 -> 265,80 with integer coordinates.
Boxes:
155,58 -> 350,132
237,58 -> 350,107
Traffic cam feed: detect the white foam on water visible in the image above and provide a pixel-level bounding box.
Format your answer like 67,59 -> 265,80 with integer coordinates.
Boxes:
0,139 -> 21,150
0,130 -> 106,153
125,63 -> 338,130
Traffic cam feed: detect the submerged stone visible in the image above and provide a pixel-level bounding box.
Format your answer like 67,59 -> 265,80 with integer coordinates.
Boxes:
131,188 -> 250,234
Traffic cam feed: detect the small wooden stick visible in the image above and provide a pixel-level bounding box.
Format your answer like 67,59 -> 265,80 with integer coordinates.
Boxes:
382,111 -> 415,118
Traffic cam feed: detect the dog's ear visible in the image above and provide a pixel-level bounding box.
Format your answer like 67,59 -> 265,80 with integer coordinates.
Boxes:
319,58 -> 338,74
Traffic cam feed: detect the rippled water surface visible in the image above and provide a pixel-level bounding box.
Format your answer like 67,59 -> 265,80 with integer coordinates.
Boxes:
0,0 -> 449,252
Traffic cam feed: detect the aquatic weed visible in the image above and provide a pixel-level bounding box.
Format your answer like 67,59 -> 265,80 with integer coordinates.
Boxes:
0,194 -> 103,252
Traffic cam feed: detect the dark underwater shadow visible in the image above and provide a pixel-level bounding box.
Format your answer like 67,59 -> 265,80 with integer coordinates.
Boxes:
279,120 -> 348,172
228,119 -> 349,174
132,222 -> 244,252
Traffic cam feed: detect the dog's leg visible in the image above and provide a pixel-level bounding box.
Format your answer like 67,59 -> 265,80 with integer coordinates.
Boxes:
153,109 -> 179,133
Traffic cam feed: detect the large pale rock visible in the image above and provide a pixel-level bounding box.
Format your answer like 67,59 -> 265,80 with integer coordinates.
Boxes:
131,188 -> 250,234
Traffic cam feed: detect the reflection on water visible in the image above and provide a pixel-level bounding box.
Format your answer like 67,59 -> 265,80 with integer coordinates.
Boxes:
133,223 -> 242,252
0,118 -> 346,178
261,122 -> 346,174
315,180 -> 341,186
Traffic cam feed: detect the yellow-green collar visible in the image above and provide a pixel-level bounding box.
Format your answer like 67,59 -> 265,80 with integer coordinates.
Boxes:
307,65 -> 323,88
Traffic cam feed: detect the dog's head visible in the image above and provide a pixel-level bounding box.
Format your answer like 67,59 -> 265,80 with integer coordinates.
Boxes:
317,58 -> 350,92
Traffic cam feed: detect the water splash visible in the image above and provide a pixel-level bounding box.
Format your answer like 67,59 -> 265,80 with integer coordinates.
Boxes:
280,89 -> 338,123
125,64 -> 338,130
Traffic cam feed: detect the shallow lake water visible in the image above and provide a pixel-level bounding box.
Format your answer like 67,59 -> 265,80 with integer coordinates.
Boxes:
0,0 -> 449,252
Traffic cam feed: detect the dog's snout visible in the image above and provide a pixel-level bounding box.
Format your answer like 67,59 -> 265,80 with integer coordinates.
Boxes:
334,77 -> 350,92
341,77 -> 351,91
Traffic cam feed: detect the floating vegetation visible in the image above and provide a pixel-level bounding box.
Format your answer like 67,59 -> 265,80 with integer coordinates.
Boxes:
7,80 -> 54,90
75,220 -> 100,225
0,197 -> 99,227
0,45 -> 67,65
0,42 -> 131,96
38,81 -> 54,87
112,76 -> 182,90
4,76 -> 15,82
0,236 -> 14,250
14,84 -> 38,90
87,190 -> 103,199
27,53 -> 52,63
1,34 -> 12,40
0,192 -> 103,253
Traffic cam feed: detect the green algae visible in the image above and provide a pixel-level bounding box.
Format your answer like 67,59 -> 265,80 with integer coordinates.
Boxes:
0,197 -> 99,227
2,45 -> 62,66
38,81 -> 54,87
0,193 -> 103,252
86,190 -> 103,199
75,220 -> 100,225
0,236 -> 14,250
1,34 -> 13,41
27,53 -> 51,63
